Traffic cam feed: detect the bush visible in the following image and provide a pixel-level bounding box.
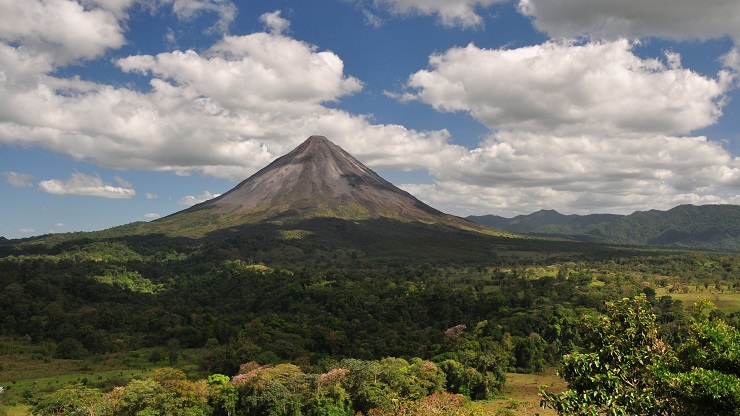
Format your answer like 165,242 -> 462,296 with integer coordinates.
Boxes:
56,338 -> 87,359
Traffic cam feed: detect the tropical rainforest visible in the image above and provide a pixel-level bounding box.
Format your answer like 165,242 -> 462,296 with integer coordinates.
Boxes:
0,227 -> 739,415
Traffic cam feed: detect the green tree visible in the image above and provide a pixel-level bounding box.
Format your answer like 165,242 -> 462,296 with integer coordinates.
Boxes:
55,337 -> 88,359
541,296 -> 674,415
208,374 -> 238,416
366,392 -> 482,416
540,296 -> 740,416
104,371 -> 211,416
656,299 -> 740,414
513,333 -> 547,373
30,384 -> 105,416
307,367 -> 353,416
231,363 -> 304,416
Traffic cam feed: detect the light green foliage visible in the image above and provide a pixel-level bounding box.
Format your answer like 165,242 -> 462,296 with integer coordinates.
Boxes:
207,374 -> 230,387
334,357 -> 446,413
29,384 -> 104,416
207,374 -> 238,416
231,363 -> 305,416
541,296 -> 675,415
102,368 -> 211,416
94,268 -> 163,294
657,299 -> 740,414
307,367 -> 353,416
105,378 -> 164,415
541,296 -> 740,416
365,392 -> 483,416
679,299 -> 740,374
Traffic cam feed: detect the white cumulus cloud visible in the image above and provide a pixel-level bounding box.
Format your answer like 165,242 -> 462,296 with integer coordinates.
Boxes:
2,1 -> 739,219
401,40 -> 732,136
371,0 -> 507,28
393,39 -> 740,215
38,172 -> 136,198
723,47 -> 740,73
0,0 -> 128,66
260,10 -> 290,34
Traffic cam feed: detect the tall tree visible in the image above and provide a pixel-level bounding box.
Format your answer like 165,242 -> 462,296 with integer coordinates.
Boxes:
541,296 -> 740,415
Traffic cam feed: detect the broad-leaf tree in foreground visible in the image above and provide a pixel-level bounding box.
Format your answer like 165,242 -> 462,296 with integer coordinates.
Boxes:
540,295 -> 740,415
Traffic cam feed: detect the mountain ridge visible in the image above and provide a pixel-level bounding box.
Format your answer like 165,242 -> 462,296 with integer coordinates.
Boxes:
468,204 -> 740,251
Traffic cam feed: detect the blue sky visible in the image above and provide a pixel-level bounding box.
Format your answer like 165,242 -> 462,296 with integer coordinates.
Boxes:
1,0 -> 740,239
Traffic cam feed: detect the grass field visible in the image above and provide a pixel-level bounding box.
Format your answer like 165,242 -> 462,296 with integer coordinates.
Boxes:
484,370 -> 566,416
5,405 -> 30,416
0,337 -> 207,410
654,287 -> 740,314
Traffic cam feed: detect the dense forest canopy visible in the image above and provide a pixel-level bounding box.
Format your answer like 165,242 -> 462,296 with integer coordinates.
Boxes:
1,230 -> 739,414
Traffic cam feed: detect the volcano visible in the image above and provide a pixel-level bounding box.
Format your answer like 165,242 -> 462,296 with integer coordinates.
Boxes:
188,135 -> 445,221
148,136 -> 489,237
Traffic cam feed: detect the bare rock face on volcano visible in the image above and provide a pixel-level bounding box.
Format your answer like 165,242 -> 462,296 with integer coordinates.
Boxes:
184,136 -> 452,224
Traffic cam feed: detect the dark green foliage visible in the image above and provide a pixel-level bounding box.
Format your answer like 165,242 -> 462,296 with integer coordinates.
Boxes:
5,231 -> 737,370
513,334 -> 547,373
55,338 -> 87,359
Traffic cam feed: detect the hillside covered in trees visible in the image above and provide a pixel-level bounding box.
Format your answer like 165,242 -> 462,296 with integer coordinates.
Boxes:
468,204 -> 740,251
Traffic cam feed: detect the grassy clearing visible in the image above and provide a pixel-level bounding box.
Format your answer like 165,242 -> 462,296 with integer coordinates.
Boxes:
484,369 -> 566,416
5,405 -> 30,416
654,287 -> 740,314
0,337 -> 206,407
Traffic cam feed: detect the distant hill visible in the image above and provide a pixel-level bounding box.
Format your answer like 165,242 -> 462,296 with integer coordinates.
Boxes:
468,210 -> 621,234
468,204 -> 740,251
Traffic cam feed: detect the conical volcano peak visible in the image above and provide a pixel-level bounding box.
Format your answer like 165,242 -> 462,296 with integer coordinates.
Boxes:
285,135 -> 359,169
305,135 -> 332,145
163,135 -> 484,233
292,135 -> 334,154
294,135 -> 343,154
